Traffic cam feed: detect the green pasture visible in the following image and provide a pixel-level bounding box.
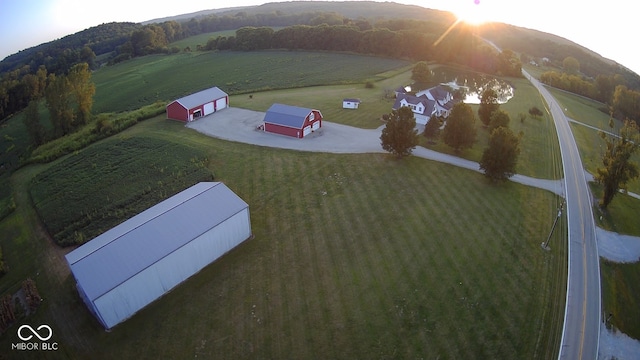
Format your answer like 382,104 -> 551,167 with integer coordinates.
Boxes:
546,87 -> 614,131
169,30 -> 238,50
566,108 -> 640,195
0,116 -> 566,359
231,66 -> 412,129
601,259 -> 640,340
91,51 -> 410,113
30,136 -> 213,246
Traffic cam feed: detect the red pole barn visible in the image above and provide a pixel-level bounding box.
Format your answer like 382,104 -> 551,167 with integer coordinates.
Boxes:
166,86 -> 228,122
263,103 -> 323,138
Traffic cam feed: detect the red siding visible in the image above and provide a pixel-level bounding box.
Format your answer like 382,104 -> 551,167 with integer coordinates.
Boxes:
302,110 -> 323,129
264,109 -> 323,138
264,123 -> 302,138
166,101 -> 188,122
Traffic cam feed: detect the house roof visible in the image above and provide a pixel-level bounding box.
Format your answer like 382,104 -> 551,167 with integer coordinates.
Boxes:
416,85 -> 451,102
393,93 -> 436,116
264,103 -> 315,129
65,182 -> 248,301
169,86 -> 228,110
395,86 -> 408,93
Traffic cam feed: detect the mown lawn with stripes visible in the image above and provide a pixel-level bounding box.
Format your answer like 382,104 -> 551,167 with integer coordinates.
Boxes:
78,119 -> 566,359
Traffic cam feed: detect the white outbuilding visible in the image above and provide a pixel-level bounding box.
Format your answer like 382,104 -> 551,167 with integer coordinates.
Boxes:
65,182 -> 251,330
342,98 -> 361,109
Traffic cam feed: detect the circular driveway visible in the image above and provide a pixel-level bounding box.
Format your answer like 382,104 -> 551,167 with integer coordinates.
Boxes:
186,107 -> 385,153
186,106 -> 564,196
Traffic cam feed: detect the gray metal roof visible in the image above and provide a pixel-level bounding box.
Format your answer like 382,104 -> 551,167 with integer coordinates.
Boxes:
170,87 -> 228,110
263,103 -> 314,129
65,182 -> 248,301
392,93 -> 436,116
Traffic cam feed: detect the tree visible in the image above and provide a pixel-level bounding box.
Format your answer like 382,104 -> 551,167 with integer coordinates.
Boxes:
380,106 -> 419,158
67,63 -> 95,126
488,109 -> 511,131
594,119 -> 640,208
480,127 -> 522,181
443,103 -> 477,153
411,61 -> 432,84
528,106 -> 543,119
563,56 -> 580,75
478,88 -> 499,127
44,64 -> 95,137
45,73 -> 75,136
422,114 -> 441,143
23,100 -> 46,146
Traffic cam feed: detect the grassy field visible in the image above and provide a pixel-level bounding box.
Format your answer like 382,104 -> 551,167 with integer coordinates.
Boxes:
0,116 -> 566,359
421,74 -> 562,180
547,87 -> 618,131
91,51 -> 410,113
231,66 -> 412,129
169,30 -> 238,50
29,136 -> 213,246
560,98 -> 640,195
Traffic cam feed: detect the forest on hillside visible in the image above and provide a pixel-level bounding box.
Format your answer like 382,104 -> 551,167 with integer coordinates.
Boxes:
1,1 -> 639,123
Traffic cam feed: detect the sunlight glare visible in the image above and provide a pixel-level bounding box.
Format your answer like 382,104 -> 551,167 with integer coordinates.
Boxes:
454,0 -> 490,26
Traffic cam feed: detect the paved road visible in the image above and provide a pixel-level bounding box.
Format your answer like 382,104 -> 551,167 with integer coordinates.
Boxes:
524,71 -> 601,359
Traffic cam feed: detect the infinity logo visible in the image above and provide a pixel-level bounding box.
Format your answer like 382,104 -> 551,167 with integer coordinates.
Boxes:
17,325 -> 53,341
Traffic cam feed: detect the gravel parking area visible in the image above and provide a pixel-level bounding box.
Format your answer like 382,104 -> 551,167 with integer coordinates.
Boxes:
186,107 -> 385,153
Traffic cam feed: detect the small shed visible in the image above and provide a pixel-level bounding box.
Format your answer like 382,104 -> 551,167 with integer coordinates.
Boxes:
263,103 -> 323,139
166,86 -> 228,122
342,98 -> 361,109
65,182 -> 251,330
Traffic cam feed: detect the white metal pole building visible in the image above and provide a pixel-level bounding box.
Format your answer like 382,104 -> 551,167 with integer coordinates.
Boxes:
65,182 -> 251,330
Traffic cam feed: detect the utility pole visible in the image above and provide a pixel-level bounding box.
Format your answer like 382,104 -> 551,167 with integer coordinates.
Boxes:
542,201 -> 564,251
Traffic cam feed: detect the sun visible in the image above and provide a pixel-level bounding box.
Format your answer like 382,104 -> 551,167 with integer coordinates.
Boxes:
454,0 -> 490,26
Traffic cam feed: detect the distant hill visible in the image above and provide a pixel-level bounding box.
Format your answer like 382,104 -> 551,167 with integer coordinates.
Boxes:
1,1 -> 638,87
478,22 -> 640,88
141,7 -> 246,25
0,22 -> 141,74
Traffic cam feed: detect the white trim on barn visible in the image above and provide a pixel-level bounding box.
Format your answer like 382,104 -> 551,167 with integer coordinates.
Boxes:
65,182 -> 251,329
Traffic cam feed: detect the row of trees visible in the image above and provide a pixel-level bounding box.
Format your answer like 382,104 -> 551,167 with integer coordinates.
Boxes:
23,63 -> 95,146
479,23 -> 640,89
202,24 -> 523,78
539,56 -> 640,125
541,71 -> 640,126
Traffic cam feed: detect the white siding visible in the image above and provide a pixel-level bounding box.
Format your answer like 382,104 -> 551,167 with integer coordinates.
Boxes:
215,97 -> 227,110
92,208 -> 251,329
415,114 -> 429,125
343,102 -> 358,109
203,102 -> 215,115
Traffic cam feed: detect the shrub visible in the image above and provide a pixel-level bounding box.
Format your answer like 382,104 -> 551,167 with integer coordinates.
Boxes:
0,246 -> 7,276
22,278 -> 42,312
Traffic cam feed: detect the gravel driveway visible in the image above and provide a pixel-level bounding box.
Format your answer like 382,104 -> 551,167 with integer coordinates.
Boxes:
186,107 -> 385,153
186,107 -> 565,195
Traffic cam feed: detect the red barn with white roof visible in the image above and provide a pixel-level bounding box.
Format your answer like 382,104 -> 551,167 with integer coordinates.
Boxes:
166,87 -> 228,122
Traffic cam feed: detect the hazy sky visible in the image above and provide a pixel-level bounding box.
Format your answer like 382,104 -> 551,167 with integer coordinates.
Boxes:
1,0 -> 636,75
